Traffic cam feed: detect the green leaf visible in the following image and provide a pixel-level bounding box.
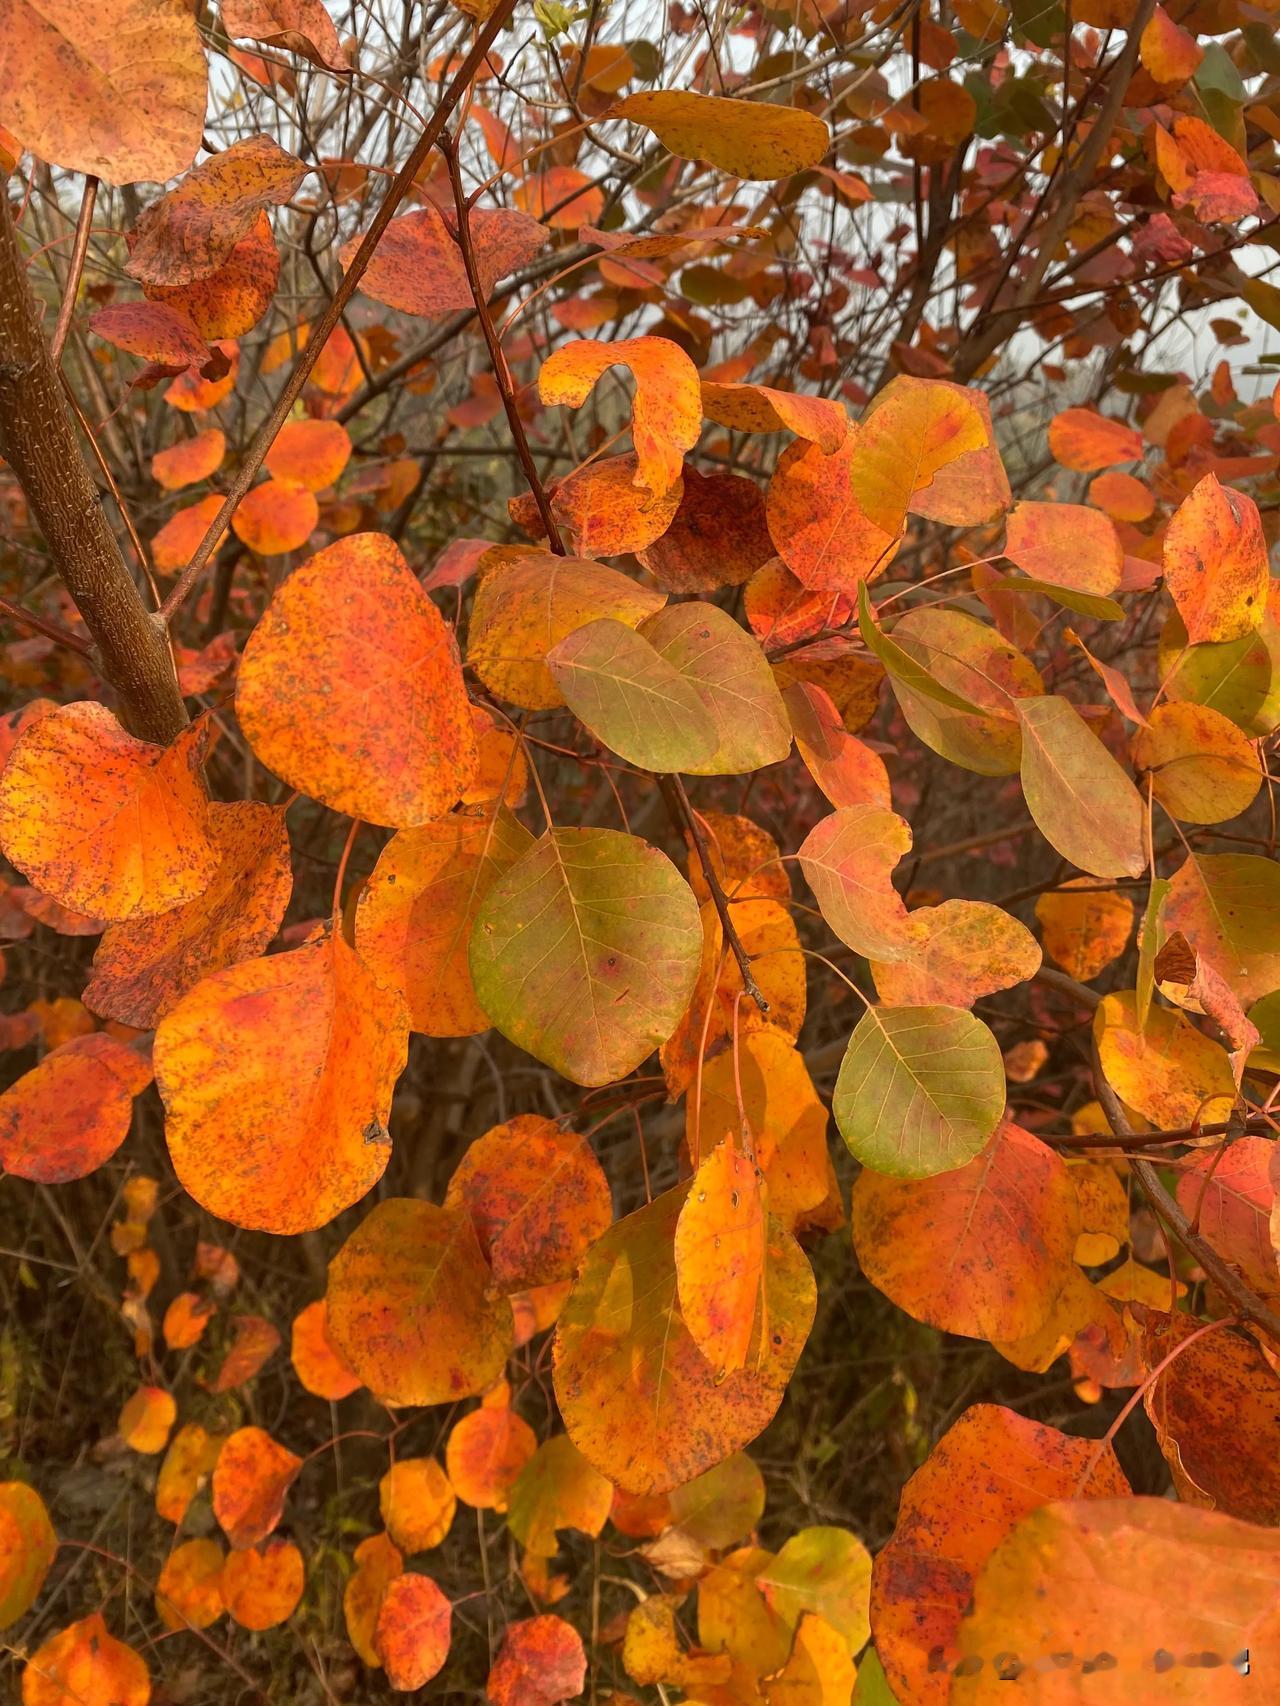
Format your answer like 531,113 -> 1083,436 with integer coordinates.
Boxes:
857,584 -> 990,718
1001,577 -> 1124,621
638,602 -> 792,774
469,826 -> 702,1087
756,1526 -> 873,1650
553,1183 -> 816,1493
1016,695 -> 1147,880
833,1004 -> 1005,1177
547,617 -> 719,772
853,1649 -> 902,1706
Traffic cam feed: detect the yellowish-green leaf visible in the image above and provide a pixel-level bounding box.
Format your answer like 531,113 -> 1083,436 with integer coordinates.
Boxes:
1016,696 -> 1146,879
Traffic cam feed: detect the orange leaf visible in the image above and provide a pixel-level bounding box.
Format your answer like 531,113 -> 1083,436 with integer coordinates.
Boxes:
554,1184 -> 815,1493
237,532 -> 478,825
212,1426 -> 301,1548
205,1314 -> 281,1393
486,1614 -> 586,1706
346,205 -> 546,317
0,1032 -> 149,1182
0,1482 -> 56,1629
156,1537 -> 225,1631
90,301 -> 207,367
870,898 -> 1041,1008
1048,407 -> 1143,472
21,1612 -> 149,1706
1140,2 -> 1202,85
851,375 -> 1002,535
1003,499 -> 1122,595
263,418 -> 352,491
231,478 -> 319,555
162,1291 -> 217,1351
0,1 -> 205,184
290,1298 -> 361,1400
222,0 -> 351,71
344,1532 -> 403,1666
445,1115 -> 613,1293
538,335 -> 701,500
446,1407 -> 537,1513
1034,879 -> 1134,982
765,434 -> 898,594
871,1404 -> 1129,1705
374,1573 -> 452,1690
143,209 -> 280,340
675,1139 -> 765,1375
220,1538 -> 304,1629
152,428 -> 225,491
0,703 -> 218,921
1163,473 -> 1270,643
513,166 -> 603,228
355,805 -> 534,1036
379,1458 -> 456,1553
637,466 -> 774,592
84,801 -> 291,1029
700,382 -> 848,453
118,1385 -> 177,1454
326,1199 -> 513,1406
156,1424 -> 224,1525
155,930 -> 408,1235
852,1121 -> 1079,1340
952,1499 -> 1280,1700
152,495 -> 228,572
127,135 -> 307,287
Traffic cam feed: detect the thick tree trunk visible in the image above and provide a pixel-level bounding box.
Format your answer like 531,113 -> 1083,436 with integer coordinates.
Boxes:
0,188 -> 187,744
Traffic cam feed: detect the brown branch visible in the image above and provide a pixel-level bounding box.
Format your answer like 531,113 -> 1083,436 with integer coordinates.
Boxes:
440,128 -> 566,553
49,173 -> 96,366
659,774 -> 770,1014
0,189 -> 185,742
0,594 -> 92,656
1091,1040 -> 1280,1344
158,0 -> 520,626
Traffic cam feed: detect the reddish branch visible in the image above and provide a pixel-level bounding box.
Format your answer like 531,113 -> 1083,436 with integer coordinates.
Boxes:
440,129 -> 566,554
1091,1040 -> 1280,1344
0,190 -> 186,742
659,774 -> 770,1015
158,0 -> 521,625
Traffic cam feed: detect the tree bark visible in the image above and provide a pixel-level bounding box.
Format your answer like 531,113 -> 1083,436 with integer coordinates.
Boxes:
0,187 -> 186,743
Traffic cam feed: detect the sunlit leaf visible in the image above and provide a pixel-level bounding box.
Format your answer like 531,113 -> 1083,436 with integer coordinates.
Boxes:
84,801 -> 292,1029
871,1405 -> 1128,1705
675,1138 -> 765,1375
0,703 -> 218,921
0,1483 -> 56,1629
467,548 -> 666,712
0,1032 -> 148,1183
326,1199 -> 513,1407
554,1184 -> 816,1492
870,899 -> 1040,1008
638,602 -> 792,774
1164,473 -> 1270,644
375,1573 -> 452,1689
487,1614 -> 587,1706
547,618 -> 720,771
797,806 -> 924,961
220,1539 -> 304,1630
852,1121 -> 1079,1339
610,90 -> 830,180
469,827 -> 702,1088
237,532 -> 478,827
445,1115 -> 613,1293
833,1005 -> 1005,1177
211,1426 -> 301,1548
1016,695 -> 1146,879
538,336 -> 701,499
21,1612 -> 149,1706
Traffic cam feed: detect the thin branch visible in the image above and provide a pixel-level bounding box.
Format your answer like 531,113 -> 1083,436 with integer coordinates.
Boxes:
158,0 -> 520,627
1091,1040 -> 1280,1344
0,594 -> 92,655
440,127 -> 565,553
49,173 -> 96,366
660,774 -> 770,1014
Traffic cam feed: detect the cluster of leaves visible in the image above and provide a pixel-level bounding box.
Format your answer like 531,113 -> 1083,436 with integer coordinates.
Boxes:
3,0 -> 1280,1700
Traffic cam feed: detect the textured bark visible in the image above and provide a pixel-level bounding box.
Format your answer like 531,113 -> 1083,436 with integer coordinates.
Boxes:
0,190 -> 186,743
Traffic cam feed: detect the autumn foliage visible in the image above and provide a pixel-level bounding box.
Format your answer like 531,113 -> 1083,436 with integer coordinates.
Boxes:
3,0 -> 1280,1700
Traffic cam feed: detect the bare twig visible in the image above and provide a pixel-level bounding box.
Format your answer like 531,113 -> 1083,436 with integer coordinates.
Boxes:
49,173 -> 96,366
440,128 -> 565,553
660,773 -> 770,1014
159,0 -> 521,626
